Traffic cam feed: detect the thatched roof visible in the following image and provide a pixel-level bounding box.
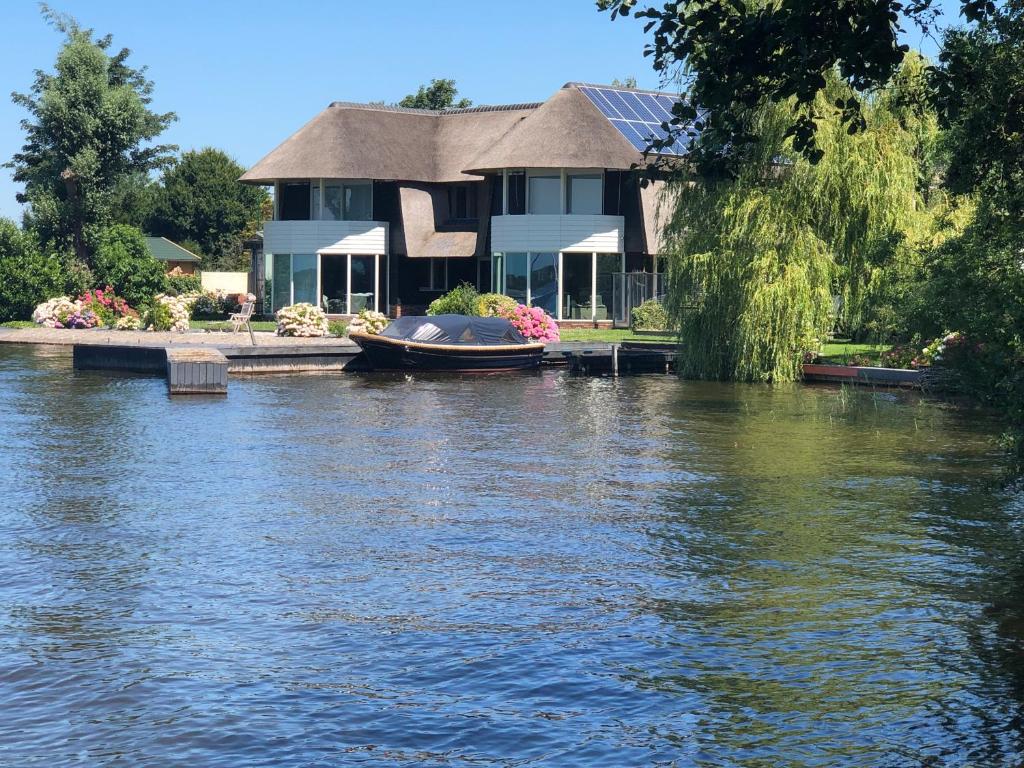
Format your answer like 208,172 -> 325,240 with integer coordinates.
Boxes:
392,183 -> 480,258
462,87 -> 638,174
240,83 -> 675,185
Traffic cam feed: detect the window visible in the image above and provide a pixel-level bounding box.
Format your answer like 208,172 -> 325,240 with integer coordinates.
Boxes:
505,253 -> 527,304
292,254 -> 317,305
323,184 -> 343,220
567,174 -> 603,215
507,171 -> 526,215
271,253 -> 292,310
343,183 -> 372,221
423,258 -> 447,291
447,184 -> 478,221
279,183 -> 311,220
528,174 -> 561,214
529,253 -> 558,314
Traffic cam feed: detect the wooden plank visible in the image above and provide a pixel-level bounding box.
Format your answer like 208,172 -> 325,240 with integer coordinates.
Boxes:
166,347 -> 228,395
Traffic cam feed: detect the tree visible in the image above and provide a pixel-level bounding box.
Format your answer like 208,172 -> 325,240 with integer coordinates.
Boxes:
599,0 -> 996,175
146,148 -> 268,270
91,225 -> 166,307
663,65 -> 949,381
611,76 -> 638,88
398,79 -> 471,110
0,220 -> 66,322
933,1 -> 1024,216
6,6 -> 176,266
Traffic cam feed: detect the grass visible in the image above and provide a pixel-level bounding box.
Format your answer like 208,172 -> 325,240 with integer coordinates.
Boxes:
558,328 -> 676,343
190,319 -> 277,332
818,342 -> 888,365
0,320 -> 36,329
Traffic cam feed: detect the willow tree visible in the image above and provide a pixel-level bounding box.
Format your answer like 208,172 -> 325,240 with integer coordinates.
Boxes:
662,60 -> 944,382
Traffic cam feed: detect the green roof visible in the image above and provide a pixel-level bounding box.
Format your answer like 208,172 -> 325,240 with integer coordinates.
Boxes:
144,236 -> 201,263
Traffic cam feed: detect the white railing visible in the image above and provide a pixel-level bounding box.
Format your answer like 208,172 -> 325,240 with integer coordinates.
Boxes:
264,220 -> 388,255
491,214 -> 624,254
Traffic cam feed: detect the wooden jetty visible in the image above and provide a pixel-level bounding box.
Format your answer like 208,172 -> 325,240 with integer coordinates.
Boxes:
71,341 -> 363,395
559,342 -> 676,376
165,348 -> 229,395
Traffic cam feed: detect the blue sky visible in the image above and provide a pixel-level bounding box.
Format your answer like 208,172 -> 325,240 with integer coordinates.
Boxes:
0,0 -> 965,222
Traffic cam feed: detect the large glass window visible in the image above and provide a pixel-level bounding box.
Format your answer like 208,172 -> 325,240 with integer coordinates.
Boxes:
491,253 -> 505,293
567,174 -> 603,215
596,254 -> 621,322
323,184 -> 343,221
292,254 -> 317,305
272,253 -> 292,310
507,172 -> 526,215
447,185 -> 478,221
528,175 -> 561,214
505,253 -> 528,304
562,253 -> 593,319
344,184 -> 372,221
279,183 -> 311,220
530,253 -> 558,314
351,255 -> 375,313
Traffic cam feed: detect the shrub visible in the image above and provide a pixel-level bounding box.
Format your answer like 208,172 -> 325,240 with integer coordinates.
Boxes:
32,297 -> 84,328
149,294 -> 192,332
474,292 -> 518,318
79,286 -> 138,327
167,274 -> 202,295
879,342 -> 919,369
427,282 -> 479,315
144,302 -> 173,332
328,320 -> 349,338
347,309 -> 388,335
92,225 -> 167,307
630,299 -> 669,331
500,303 -> 560,342
276,303 -> 329,337
0,219 -> 65,322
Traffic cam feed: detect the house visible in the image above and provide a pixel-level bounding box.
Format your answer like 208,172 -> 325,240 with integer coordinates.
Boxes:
144,236 -> 201,275
239,82 -> 682,323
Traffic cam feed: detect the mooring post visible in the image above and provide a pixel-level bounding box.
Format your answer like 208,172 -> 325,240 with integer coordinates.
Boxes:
612,343 -> 619,377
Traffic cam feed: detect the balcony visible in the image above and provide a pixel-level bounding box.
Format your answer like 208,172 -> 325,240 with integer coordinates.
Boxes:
490,214 -> 624,254
264,220 -> 388,256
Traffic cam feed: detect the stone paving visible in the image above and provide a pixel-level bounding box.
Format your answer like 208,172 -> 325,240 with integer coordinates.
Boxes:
0,326 -> 358,349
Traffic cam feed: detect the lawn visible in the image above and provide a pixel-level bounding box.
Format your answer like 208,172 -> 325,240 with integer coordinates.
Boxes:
558,328 -> 676,343
818,341 -> 888,364
190,319 -> 278,332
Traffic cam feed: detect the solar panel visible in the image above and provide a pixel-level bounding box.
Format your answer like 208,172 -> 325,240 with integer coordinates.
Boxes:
579,85 -> 691,156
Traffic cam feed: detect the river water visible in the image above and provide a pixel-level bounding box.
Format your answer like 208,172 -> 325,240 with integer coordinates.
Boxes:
1,344 -> 1022,767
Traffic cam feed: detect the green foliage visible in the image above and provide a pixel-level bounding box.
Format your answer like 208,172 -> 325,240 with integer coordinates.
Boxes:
427,282 -> 480,315
0,219 -> 66,321
398,79 -> 471,110
146,148 -> 268,270
328,320 -> 348,338
600,0 -> 991,173
1,320 -> 36,328
630,299 -> 669,331
167,274 -> 202,295
664,68 -> 943,381
91,225 -> 166,307
6,6 -> 176,264
144,301 -> 172,332
474,292 -> 518,317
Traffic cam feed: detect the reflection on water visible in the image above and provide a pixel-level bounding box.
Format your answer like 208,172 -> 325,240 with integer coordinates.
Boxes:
1,344 -> 1022,766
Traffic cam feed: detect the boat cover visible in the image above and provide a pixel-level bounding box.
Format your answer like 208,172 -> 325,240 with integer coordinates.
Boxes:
379,315 -> 529,345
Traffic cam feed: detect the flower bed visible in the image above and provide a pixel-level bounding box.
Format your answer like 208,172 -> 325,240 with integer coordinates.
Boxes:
347,309 -> 388,335
500,304 -> 560,342
32,287 -> 140,330
276,303 -> 330,337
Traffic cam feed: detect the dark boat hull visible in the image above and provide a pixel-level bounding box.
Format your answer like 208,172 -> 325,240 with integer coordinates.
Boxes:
350,333 -> 544,372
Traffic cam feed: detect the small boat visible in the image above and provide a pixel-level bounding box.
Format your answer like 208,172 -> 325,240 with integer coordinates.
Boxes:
349,315 -> 545,372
